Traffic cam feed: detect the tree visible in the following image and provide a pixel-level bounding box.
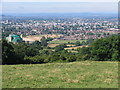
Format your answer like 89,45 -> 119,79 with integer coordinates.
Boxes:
77,47 -> 92,60
91,35 -> 120,61
75,41 -> 81,46
41,37 -> 48,47
86,38 -> 94,45
13,42 -> 27,63
24,55 -> 45,64
66,55 -> 76,62
55,44 -> 67,52
2,39 -> 16,64
81,41 -> 87,45
46,37 -> 53,41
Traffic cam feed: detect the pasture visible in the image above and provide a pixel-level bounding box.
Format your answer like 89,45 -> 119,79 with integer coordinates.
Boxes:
48,40 -> 86,44
2,61 -> 118,88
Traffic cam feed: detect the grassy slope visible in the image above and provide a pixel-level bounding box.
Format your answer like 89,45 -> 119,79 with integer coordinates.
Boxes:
2,61 -> 118,88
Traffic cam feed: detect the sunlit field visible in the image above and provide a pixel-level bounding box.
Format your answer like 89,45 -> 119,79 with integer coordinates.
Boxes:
2,61 -> 118,88
48,40 -> 86,44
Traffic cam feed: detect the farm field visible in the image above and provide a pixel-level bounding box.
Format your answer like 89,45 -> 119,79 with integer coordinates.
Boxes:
2,61 -> 118,88
23,34 -> 62,42
64,45 -> 88,50
47,40 -> 86,48
48,40 -> 86,44
47,44 -> 60,48
48,44 -> 76,48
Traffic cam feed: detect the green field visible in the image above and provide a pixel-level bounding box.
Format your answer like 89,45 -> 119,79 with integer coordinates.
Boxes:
2,61 -> 118,88
48,40 -> 86,44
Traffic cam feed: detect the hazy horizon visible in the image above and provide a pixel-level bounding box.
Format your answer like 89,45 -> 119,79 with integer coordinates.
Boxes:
2,2 -> 118,15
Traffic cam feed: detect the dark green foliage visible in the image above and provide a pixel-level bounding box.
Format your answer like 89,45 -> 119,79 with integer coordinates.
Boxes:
32,41 -> 41,45
2,35 -> 120,64
2,39 -> 18,64
55,44 -> 67,52
66,55 -> 76,62
25,46 -> 39,57
78,47 -> 91,55
75,41 -> 81,46
2,32 -> 11,38
2,40 -> 42,64
86,38 -> 94,45
12,43 -> 27,63
31,41 -> 43,50
12,42 -> 41,63
91,35 -> 120,61
41,37 -> 48,47
24,55 -> 45,64
81,41 -> 87,45
77,47 -> 92,60
24,50 -> 77,63
46,37 -> 53,41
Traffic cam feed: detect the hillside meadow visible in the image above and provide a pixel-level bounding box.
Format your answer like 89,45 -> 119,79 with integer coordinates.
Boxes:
2,61 -> 118,88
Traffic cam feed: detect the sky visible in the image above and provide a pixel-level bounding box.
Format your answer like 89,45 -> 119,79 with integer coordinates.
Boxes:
2,0 -> 119,2
1,1 -> 118,14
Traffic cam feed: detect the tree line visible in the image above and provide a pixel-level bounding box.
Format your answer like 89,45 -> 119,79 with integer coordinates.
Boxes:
2,35 -> 120,64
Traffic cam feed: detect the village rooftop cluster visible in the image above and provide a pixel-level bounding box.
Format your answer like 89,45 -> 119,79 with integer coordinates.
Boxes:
1,15 -> 119,42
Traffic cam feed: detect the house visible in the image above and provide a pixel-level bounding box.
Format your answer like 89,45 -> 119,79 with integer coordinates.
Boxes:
6,34 -> 23,43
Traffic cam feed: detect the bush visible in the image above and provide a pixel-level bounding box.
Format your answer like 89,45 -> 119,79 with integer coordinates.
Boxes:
24,55 -> 45,64
55,44 -> 67,52
75,41 -> 81,46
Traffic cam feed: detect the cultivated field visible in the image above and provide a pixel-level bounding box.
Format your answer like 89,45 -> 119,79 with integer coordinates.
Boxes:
64,45 -> 88,50
48,40 -> 86,44
2,61 -> 118,88
23,34 -> 63,42
47,44 -> 60,48
48,40 -> 86,48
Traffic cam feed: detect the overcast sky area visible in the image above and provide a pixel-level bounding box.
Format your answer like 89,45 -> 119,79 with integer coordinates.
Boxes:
1,0 -> 118,14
